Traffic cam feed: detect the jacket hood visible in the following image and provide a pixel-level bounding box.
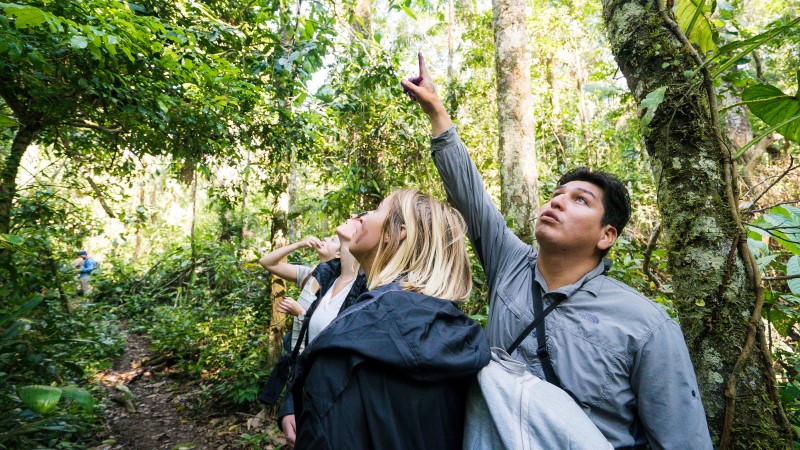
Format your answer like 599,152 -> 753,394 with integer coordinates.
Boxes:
300,283 -> 490,382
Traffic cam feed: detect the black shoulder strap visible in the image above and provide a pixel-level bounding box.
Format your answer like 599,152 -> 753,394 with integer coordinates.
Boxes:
506,268 -> 566,387
299,292 -> 324,350
533,286 -> 564,387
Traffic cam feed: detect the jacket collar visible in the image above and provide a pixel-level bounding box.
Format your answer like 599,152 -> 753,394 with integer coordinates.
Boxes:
531,255 -> 610,299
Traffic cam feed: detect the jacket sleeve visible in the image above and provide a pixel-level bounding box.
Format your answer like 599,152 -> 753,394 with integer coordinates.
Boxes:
430,127 -> 530,288
79,259 -> 95,274
630,320 -> 712,450
277,392 -> 295,429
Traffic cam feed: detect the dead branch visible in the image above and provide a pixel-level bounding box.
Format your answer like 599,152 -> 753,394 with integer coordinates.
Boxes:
744,156 -> 798,215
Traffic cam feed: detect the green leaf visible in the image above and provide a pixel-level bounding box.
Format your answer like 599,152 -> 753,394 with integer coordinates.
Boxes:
788,256 -> 800,296
640,86 -> 668,130
758,206 -> 800,255
0,295 -> 43,329
70,35 -> 88,49
756,254 -> 778,271
3,4 -> 48,29
0,232 -> 24,245
59,386 -> 95,411
674,0 -> 718,53
401,6 -> 417,20
747,236 -> 769,257
18,385 -> 62,414
742,81 -> 800,143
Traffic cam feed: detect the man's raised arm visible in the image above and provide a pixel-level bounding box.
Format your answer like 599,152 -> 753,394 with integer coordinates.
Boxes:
401,53 -> 529,283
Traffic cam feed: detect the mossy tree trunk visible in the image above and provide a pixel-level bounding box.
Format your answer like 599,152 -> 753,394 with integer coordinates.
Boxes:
601,0 -> 791,447
492,0 -> 539,244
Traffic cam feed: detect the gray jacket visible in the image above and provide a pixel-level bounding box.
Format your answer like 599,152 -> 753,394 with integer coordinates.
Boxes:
431,127 -> 712,449
464,348 -> 613,450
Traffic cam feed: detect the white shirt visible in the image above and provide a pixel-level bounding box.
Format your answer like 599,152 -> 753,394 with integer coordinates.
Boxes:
308,276 -> 355,343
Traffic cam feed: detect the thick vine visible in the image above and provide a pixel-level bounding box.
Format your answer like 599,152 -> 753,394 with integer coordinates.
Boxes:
655,0 -> 793,446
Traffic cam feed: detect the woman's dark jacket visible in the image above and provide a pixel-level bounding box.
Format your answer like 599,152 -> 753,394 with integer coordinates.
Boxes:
276,258 -> 368,420
292,282 -> 490,450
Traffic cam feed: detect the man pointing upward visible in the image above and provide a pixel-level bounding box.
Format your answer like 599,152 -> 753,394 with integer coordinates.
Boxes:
402,54 -> 711,450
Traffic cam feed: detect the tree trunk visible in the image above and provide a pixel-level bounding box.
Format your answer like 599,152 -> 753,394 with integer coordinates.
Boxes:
601,1 -> 791,446
350,0 -> 385,210
239,149 -> 251,251
134,183 -> 145,259
0,124 -> 39,236
448,0 -> 455,79
189,169 -> 197,275
269,201 -> 290,362
491,0 -> 539,244
546,53 -> 569,168
0,124 -> 39,277
351,0 -> 372,38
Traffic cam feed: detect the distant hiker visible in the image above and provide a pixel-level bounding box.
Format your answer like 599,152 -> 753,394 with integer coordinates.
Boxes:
402,54 -> 712,449
289,190 -> 489,450
267,219 -> 368,446
76,250 -> 98,296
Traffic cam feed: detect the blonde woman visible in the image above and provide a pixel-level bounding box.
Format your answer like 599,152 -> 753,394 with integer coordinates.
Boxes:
291,190 -> 490,450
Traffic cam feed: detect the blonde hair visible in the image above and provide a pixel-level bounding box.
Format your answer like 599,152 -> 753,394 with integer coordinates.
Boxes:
368,189 -> 472,301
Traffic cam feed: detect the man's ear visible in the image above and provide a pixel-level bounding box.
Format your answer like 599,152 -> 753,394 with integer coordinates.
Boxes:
597,225 -> 618,252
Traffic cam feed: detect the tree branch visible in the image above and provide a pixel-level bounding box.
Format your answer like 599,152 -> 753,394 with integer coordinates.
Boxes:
70,120 -> 123,133
642,222 -> 663,289
744,156 -> 798,215
762,274 -> 800,281
56,129 -> 117,218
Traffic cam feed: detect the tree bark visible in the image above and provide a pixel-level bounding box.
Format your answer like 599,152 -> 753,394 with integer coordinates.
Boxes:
0,124 -> 39,236
601,0 -> 791,446
546,53 -> 569,168
134,183 -> 145,260
492,0 -> 539,244
269,201 -> 290,362
351,0 -> 372,38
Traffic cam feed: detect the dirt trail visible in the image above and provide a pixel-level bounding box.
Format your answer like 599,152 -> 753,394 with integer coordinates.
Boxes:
89,332 -> 286,450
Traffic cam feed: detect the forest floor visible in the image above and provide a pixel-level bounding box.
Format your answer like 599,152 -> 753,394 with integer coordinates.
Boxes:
87,332 -> 288,450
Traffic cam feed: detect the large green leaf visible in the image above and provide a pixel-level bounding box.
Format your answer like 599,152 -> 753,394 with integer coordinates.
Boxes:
1,4 -> 47,29
787,256 -> 800,296
59,386 -> 95,411
742,77 -> 800,143
674,0 -> 718,53
0,114 -> 18,127
755,205 -> 800,255
18,385 -> 62,414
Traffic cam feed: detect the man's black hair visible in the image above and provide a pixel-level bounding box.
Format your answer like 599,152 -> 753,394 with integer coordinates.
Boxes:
557,167 -> 631,257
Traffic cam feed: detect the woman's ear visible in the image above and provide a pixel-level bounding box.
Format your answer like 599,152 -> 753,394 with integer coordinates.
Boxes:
384,225 -> 407,244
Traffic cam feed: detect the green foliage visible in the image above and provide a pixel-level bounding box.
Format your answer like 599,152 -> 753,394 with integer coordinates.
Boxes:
748,205 -> 800,429
109,239 -> 274,405
17,384 -> 93,414
751,205 -> 800,256
674,0 -> 720,53
742,77 -> 800,145
0,295 -> 123,448
640,86 -> 668,132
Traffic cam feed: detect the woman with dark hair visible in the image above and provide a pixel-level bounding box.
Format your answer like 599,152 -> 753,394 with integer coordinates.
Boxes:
270,218 -> 369,445
291,189 -> 490,450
